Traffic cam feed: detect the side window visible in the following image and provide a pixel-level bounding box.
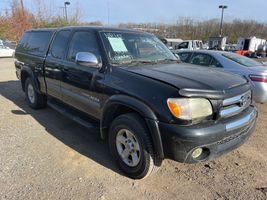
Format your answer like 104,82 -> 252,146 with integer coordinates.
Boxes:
67,31 -> 100,62
190,53 -> 212,66
178,52 -> 192,62
17,32 -> 30,51
210,58 -> 223,68
50,30 -> 71,59
27,31 -> 53,55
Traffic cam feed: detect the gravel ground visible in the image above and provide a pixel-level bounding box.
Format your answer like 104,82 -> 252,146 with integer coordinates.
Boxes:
254,57 -> 267,63
0,58 -> 267,200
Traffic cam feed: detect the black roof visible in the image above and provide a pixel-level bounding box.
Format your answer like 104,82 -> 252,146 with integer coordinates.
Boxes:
26,28 -> 58,32
26,26 -> 151,35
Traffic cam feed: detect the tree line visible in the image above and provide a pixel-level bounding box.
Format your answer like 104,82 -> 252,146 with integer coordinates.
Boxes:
119,18 -> 267,43
1,1 -> 266,44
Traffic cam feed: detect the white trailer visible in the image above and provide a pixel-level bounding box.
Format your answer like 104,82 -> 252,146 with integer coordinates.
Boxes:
208,36 -> 227,50
237,36 -> 266,52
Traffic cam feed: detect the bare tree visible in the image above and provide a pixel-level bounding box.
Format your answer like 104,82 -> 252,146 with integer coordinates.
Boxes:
1,2 -> 267,43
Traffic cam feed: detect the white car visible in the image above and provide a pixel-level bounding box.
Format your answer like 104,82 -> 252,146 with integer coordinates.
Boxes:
0,45 -> 15,58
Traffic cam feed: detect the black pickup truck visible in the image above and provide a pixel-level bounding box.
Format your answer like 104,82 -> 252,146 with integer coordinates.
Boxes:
15,26 -> 257,179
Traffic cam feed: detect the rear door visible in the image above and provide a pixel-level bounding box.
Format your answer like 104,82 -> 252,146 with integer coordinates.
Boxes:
45,30 -> 71,99
61,30 -> 104,119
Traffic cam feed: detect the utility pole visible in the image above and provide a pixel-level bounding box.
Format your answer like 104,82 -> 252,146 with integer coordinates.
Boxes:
64,1 -> 70,22
219,5 -> 228,37
107,0 -> 110,25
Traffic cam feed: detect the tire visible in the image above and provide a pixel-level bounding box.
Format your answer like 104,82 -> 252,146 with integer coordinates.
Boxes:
109,113 -> 160,179
25,77 -> 46,109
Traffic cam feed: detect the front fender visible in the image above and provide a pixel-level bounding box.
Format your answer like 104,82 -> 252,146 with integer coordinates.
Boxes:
101,95 -> 164,159
102,95 -> 157,120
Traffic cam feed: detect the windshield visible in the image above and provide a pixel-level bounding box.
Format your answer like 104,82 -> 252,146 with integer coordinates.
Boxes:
100,31 -> 177,65
223,53 -> 262,67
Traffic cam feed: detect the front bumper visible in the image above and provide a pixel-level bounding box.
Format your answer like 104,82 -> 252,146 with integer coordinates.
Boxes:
159,105 -> 257,163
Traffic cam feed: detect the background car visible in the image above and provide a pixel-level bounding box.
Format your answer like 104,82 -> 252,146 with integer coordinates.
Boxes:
177,50 -> 267,103
0,45 -> 15,58
225,44 -> 237,52
0,39 -> 17,49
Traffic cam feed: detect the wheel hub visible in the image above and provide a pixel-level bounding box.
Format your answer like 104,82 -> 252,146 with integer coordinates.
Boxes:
27,83 -> 35,104
116,129 -> 141,167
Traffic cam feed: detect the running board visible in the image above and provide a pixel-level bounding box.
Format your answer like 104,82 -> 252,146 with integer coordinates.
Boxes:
47,100 -> 100,132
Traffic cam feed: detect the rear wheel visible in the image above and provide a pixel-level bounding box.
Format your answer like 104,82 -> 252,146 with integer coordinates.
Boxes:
109,113 -> 160,179
25,78 -> 46,109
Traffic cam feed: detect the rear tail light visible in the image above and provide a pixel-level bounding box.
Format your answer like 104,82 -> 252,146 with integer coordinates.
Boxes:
249,75 -> 267,83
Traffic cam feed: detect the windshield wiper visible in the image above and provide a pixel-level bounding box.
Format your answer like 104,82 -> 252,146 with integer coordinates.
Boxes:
129,60 -> 157,64
112,59 -> 178,66
114,60 -> 157,66
155,58 -> 180,63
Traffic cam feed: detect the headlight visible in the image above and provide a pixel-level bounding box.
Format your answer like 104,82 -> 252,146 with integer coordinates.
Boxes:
167,98 -> 213,120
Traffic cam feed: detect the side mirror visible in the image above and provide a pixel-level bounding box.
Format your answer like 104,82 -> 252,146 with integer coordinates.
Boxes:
75,52 -> 101,68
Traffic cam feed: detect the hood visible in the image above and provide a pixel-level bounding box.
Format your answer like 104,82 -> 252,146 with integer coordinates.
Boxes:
123,63 -> 247,90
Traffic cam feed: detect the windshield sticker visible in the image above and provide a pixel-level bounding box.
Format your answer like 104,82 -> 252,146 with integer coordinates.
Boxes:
107,37 -> 128,52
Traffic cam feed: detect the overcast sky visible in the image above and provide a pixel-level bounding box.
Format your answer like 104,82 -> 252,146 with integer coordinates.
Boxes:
0,0 -> 266,24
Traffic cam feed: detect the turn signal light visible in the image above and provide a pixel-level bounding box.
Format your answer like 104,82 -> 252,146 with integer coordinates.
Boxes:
167,100 -> 181,118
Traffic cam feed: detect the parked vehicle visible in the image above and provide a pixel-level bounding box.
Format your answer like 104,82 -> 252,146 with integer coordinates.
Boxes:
237,37 -> 266,52
161,38 -> 183,49
172,40 -> 203,52
208,36 -> 227,50
225,44 -> 237,52
256,44 -> 267,58
15,27 -> 257,179
177,50 -> 267,103
0,45 -> 15,57
236,37 -> 266,57
0,39 -> 17,50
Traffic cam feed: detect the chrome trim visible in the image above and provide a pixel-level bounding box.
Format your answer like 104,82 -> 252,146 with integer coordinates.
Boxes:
220,105 -> 241,117
223,90 -> 251,106
225,109 -> 257,131
220,90 -> 251,118
75,52 -> 101,68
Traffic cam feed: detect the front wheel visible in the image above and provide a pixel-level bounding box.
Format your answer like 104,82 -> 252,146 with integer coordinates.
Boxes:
109,113 -> 160,179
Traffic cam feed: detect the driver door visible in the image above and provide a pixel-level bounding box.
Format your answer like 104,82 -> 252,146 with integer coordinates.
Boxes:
61,30 -> 104,119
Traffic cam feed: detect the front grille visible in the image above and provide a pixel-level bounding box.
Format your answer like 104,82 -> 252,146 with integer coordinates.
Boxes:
220,90 -> 251,118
